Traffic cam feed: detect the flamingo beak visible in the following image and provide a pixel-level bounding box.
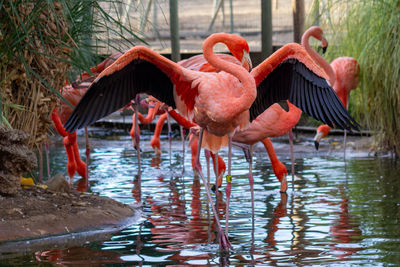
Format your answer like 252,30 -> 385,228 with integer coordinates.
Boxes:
314,131 -> 324,150
241,50 -> 253,71
280,174 -> 288,193
321,36 -> 328,54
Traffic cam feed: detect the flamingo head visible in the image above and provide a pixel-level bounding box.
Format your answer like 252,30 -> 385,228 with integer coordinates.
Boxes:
224,34 -> 252,71
272,161 -> 288,193
303,26 -> 329,55
314,124 -> 331,150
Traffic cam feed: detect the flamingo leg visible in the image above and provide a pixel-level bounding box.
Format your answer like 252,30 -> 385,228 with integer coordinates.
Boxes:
84,126 -> 90,189
288,130 -> 295,188
343,130 -> 347,160
180,126 -> 185,172
167,112 -> 172,164
195,128 -> 231,251
248,144 -> 255,227
225,136 -> 232,237
134,96 -> 141,175
213,151 -> 219,224
248,144 -> 255,253
204,149 -> 211,186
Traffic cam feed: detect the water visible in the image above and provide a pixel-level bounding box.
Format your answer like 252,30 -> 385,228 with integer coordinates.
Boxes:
2,128 -> 400,266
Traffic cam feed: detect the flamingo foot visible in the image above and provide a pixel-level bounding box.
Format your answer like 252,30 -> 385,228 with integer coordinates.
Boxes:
280,174 -> 288,193
218,230 -> 232,251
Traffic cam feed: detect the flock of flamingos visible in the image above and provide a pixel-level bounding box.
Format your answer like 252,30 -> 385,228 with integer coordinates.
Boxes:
50,26 -> 360,251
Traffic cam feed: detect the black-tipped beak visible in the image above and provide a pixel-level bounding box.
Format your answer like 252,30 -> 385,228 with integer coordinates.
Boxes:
322,44 -> 328,54
314,140 -> 320,150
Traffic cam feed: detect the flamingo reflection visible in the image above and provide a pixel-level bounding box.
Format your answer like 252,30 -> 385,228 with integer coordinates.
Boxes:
143,174 -> 228,264
329,186 -> 362,259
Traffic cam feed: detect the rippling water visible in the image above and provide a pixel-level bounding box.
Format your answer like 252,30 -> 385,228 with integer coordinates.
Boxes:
2,128 -> 400,265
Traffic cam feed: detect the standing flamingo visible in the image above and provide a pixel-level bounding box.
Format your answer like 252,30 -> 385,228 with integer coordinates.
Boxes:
64,34 -> 359,250
65,33 -> 256,250
52,53 -> 123,186
300,26 -> 360,151
52,84 -> 88,184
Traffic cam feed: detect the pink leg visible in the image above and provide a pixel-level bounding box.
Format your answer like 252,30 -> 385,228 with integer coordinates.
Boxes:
195,128 -> 231,251
133,96 -> 141,205
288,130 -> 295,188
84,127 -> 90,190
180,126 -> 185,171
204,149 -> 211,186
225,136 -> 232,237
343,130 -> 347,160
248,144 -> 254,224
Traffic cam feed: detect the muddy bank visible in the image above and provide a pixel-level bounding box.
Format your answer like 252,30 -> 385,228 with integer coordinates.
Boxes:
0,185 -> 136,243
0,125 -> 137,246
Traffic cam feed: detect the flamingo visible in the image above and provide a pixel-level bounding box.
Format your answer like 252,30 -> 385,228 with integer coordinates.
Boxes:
52,53 -> 123,185
51,84 -> 88,183
300,26 -> 360,151
64,33 -> 256,250
64,33 -> 359,250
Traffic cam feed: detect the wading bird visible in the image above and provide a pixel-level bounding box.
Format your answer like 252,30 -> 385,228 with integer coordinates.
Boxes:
301,26 -> 360,150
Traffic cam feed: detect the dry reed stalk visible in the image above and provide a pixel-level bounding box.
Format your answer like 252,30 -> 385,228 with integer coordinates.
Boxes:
1,2 -> 71,150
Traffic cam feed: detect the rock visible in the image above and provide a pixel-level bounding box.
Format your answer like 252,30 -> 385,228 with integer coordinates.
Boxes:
0,173 -> 20,195
0,125 -> 37,196
45,173 -> 70,193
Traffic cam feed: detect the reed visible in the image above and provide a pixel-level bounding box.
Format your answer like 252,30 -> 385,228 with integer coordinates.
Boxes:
308,0 -> 400,156
0,1 -> 145,149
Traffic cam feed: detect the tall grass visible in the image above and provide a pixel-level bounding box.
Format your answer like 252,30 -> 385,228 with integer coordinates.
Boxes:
308,0 -> 400,156
0,0 -> 145,149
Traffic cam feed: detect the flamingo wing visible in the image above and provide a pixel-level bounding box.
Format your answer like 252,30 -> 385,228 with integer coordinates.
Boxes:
64,46 -> 196,132
250,57 -> 360,131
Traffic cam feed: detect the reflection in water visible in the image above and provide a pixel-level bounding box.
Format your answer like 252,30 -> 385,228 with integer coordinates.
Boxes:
35,246 -> 124,264
8,135 -> 400,266
329,186 -> 362,260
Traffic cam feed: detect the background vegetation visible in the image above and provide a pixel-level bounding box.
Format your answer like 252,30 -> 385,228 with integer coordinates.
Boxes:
309,0 -> 400,156
0,0 -> 144,149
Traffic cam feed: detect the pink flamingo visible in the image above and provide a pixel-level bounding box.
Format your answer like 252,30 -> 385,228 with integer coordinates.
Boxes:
65,33 -> 256,250
52,53 -> 123,186
300,26 -> 360,150
52,84 -> 88,184
64,33 -> 359,250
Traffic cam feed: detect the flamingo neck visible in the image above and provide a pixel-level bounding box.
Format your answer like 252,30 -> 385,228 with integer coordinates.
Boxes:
262,138 -> 279,164
334,83 -> 349,109
202,34 -> 256,109
301,30 -> 336,86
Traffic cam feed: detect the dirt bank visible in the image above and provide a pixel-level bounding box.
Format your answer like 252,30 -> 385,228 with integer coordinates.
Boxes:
0,125 -> 136,244
0,184 -> 135,243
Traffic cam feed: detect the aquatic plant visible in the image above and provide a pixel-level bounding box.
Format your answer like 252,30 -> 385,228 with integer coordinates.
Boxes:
307,0 -> 400,156
0,0 -> 144,149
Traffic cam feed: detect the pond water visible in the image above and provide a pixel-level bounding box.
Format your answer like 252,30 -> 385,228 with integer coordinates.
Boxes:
2,128 -> 400,266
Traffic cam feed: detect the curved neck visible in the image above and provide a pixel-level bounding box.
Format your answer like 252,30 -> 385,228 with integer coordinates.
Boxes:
301,30 -> 336,86
334,83 -> 349,109
261,138 -> 279,164
169,109 -> 196,129
202,34 -> 256,109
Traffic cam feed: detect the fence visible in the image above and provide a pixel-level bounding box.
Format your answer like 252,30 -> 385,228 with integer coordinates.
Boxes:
100,0 -> 313,58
